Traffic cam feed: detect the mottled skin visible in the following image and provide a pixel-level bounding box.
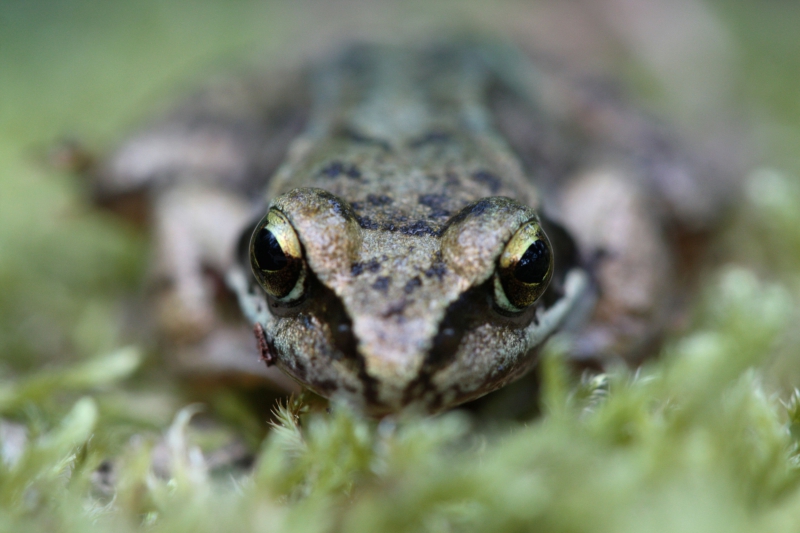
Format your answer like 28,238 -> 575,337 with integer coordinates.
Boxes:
231,45 -> 590,414
97,41 -> 728,415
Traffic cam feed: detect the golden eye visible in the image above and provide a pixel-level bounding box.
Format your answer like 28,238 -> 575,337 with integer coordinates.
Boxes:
250,209 -> 307,302
494,220 -> 553,312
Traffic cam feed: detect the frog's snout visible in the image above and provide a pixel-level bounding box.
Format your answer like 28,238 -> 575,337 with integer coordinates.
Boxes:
352,314 -> 433,379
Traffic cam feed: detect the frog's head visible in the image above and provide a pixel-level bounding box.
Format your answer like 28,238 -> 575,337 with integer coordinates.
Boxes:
238,187 -> 587,415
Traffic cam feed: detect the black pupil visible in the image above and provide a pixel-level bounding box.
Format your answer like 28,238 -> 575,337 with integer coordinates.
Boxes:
253,228 -> 288,271
514,240 -> 550,284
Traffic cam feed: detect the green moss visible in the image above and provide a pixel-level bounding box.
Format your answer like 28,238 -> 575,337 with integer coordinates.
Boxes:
1,268 -> 798,532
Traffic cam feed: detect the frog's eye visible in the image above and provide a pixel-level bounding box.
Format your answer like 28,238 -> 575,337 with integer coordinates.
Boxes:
250,209 -> 307,302
493,220 -> 553,312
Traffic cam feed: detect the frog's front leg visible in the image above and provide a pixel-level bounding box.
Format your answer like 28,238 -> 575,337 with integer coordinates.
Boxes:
558,170 -> 674,365
94,71 -> 308,384
484,43 -> 732,367
150,186 -> 252,342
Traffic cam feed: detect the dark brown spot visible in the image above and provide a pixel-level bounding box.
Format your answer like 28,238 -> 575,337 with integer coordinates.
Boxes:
356,215 -> 380,230
372,276 -> 391,292
404,277 -> 422,294
367,194 -> 393,206
351,258 -> 382,276
418,194 -> 452,218
320,161 -> 361,180
346,165 -> 362,179
424,253 -> 447,280
351,262 -> 365,276
399,220 -> 438,237
418,194 -> 447,209
320,161 -> 345,177
316,191 -> 356,221
441,198 -> 496,232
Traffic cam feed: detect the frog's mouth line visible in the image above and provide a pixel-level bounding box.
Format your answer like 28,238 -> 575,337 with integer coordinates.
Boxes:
524,268 -> 590,348
228,258 -> 590,412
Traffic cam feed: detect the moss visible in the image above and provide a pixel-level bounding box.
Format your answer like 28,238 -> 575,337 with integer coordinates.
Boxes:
1,268 -> 798,532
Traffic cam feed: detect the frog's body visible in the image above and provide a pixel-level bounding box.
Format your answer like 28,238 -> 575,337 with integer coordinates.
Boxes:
97,42 -> 728,414
230,45 -> 592,413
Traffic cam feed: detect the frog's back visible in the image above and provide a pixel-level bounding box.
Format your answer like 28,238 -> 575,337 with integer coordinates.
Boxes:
268,43 -> 542,225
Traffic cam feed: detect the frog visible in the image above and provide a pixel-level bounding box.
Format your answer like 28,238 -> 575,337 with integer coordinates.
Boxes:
93,40 -> 733,415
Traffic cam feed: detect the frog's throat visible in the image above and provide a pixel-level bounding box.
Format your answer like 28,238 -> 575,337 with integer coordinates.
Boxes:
524,268 -> 590,349
227,266 -> 274,329
229,264 -> 591,409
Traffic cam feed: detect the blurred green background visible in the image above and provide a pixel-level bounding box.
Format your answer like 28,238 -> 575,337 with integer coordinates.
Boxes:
1,1 -> 800,531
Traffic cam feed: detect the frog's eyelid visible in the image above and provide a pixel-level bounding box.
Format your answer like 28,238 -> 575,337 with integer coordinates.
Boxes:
439,197 -> 537,285
249,209 -> 307,301
269,188 -> 361,288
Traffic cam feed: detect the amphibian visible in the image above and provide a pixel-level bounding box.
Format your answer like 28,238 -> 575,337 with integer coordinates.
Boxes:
95,41 -> 731,415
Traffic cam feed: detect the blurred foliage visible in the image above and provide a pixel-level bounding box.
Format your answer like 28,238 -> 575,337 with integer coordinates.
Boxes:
1,0 -> 800,531
712,1 -> 800,173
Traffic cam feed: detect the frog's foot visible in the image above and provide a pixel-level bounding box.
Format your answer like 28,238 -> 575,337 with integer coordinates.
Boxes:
168,324 -> 298,392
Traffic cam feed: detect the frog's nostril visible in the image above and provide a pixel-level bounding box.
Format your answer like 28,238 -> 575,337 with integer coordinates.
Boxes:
427,323 -> 464,368
332,320 -> 357,358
